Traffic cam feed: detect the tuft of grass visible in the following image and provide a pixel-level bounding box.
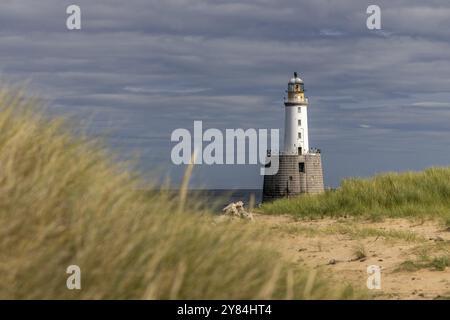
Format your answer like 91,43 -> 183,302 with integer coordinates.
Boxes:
260,168 -> 450,221
397,260 -> 419,272
0,89 -> 358,299
430,256 -> 450,271
397,256 -> 450,272
443,217 -> 450,230
352,243 -> 367,261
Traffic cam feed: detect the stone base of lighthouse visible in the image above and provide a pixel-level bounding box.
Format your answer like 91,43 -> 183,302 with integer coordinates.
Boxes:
262,153 -> 324,202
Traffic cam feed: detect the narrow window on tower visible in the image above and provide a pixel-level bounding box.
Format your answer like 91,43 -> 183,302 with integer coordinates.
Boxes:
298,107 -> 301,113
298,119 -> 301,126
298,132 -> 302,139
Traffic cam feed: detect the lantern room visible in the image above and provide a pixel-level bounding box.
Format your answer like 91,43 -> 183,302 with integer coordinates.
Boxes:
286,72 -> 307,104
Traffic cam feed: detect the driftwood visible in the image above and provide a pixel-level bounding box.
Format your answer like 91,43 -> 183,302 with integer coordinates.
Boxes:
219,201 -> 254,221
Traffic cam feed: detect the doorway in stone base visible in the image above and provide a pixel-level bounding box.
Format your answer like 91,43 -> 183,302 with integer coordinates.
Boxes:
299,162 -> 305,173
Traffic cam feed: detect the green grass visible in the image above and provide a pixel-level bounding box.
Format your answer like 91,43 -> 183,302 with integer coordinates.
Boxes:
0,89 -> 359,299
260,169 -> 450,220
330,225 -> 420,242
396,243 -> 450,272
271,222 -> 421,242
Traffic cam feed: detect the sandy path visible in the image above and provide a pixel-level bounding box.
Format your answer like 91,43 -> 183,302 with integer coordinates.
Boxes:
254,214 -> 450,299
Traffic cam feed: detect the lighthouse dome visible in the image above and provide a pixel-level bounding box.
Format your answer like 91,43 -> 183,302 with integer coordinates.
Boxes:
289,77 -> 303,84
289,72 -> 303,84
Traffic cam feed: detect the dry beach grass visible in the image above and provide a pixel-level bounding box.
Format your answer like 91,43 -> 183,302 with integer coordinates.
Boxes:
0,89 -> 356,299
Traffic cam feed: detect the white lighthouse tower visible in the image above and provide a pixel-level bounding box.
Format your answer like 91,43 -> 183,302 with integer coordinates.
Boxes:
262,72 -> 324,202
284,72 -> 309,155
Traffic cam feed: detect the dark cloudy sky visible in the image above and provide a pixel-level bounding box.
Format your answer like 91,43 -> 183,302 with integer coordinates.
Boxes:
2,0 -> 450,189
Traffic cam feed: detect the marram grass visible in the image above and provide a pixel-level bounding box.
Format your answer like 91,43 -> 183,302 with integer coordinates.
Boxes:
0,89 -> 358,299
261,168 -> 450,220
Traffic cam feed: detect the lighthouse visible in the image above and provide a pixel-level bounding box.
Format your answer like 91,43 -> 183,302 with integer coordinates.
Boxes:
284,72 -> 309,155
262,72 -> 324,202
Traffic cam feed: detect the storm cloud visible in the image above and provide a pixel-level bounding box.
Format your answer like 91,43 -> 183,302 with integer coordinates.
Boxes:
1,0 -> 450,188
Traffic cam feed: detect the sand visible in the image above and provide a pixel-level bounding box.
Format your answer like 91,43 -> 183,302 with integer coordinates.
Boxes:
254,214 -> 450,299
